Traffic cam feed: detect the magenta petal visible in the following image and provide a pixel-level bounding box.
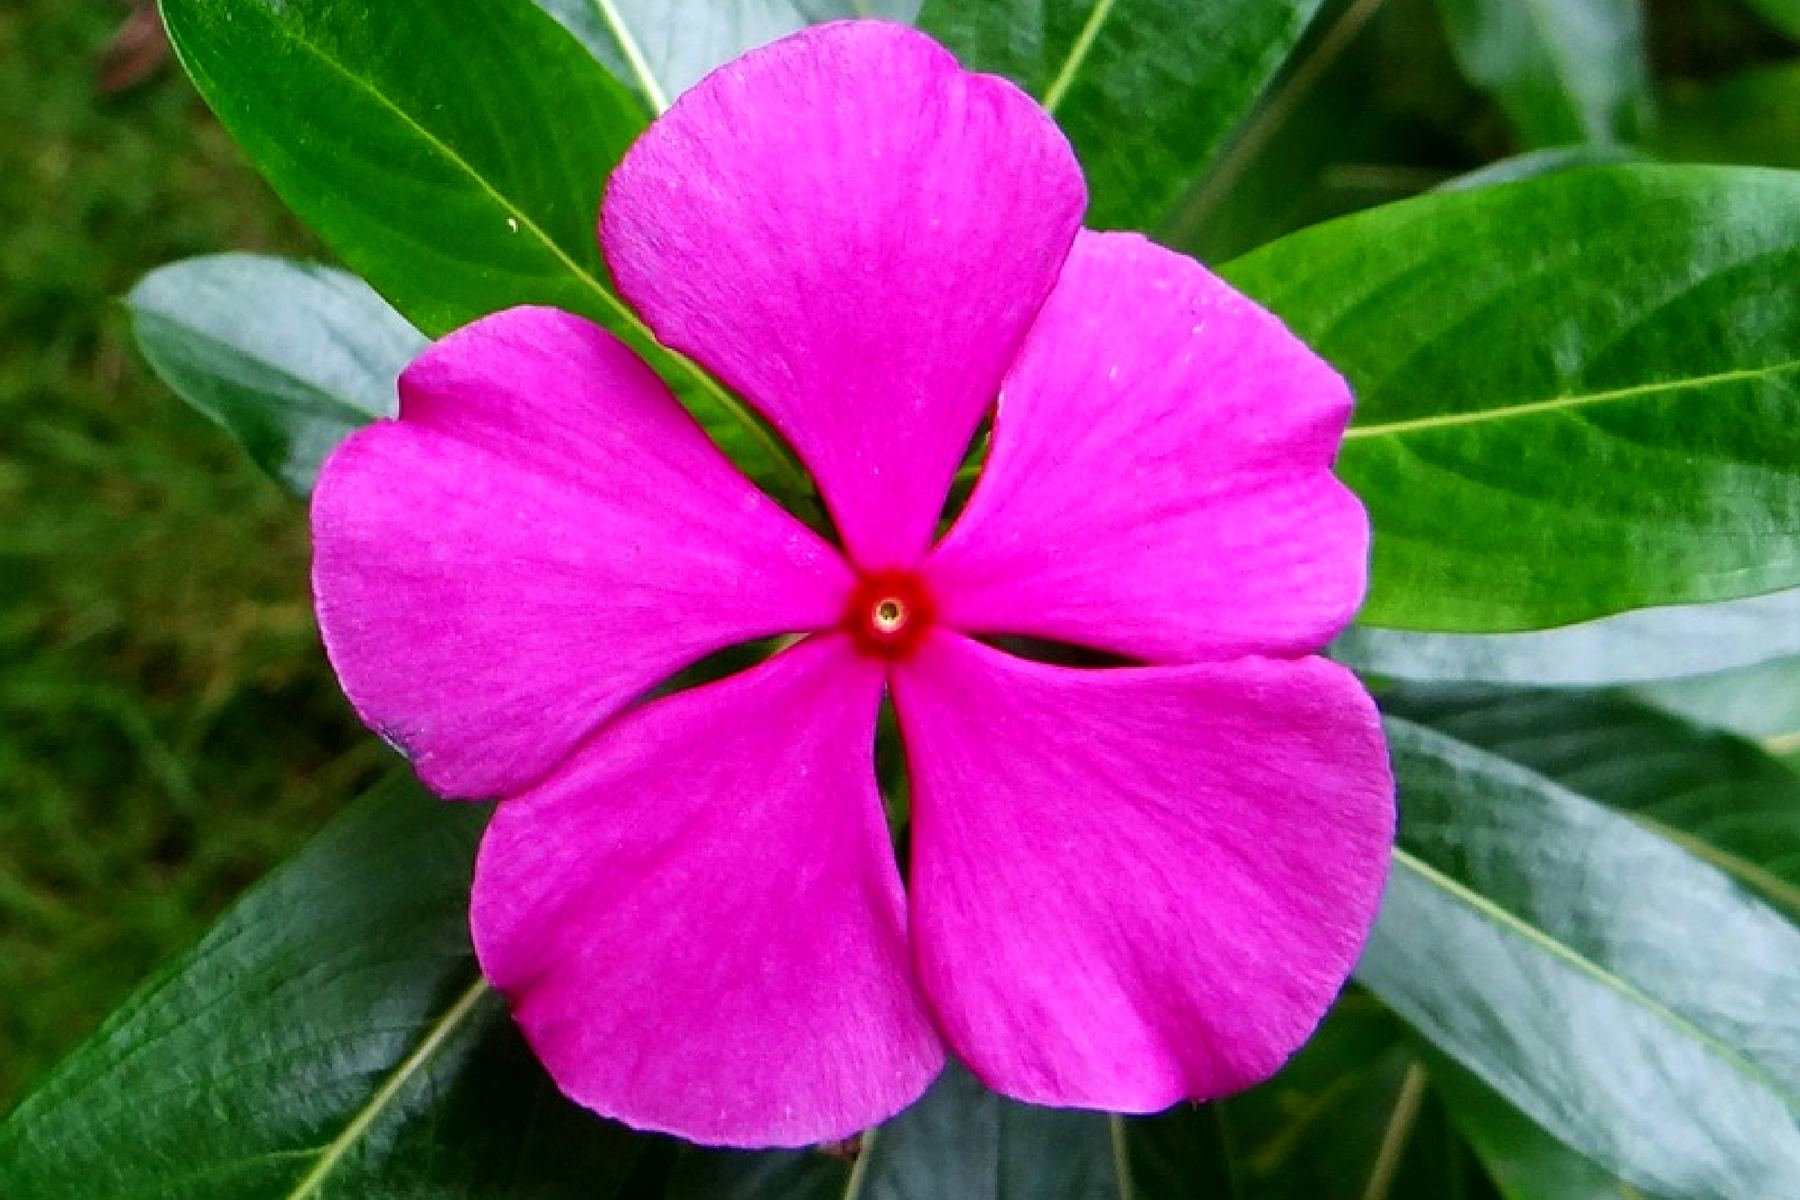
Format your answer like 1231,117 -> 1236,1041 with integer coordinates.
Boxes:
312,307 -> 851,799
603,22 -> 1085,569
925,231 -> 1368,662
472,634 -> 944,1146
892,632 -> 1394,1109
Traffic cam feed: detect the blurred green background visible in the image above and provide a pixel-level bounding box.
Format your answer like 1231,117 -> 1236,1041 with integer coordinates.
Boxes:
1,0 -> 1794,1115
0,0 -> 382,1107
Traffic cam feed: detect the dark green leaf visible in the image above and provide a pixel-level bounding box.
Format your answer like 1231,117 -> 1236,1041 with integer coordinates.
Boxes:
857,1064 -> 1118,1200
159,0 -> 798,491
127,254 -> 422,497
1361,718 -> 1800,1199
1226,165 -> 1800,632
1432,0 -> 1650,145
0,775 -> 649,1198
1380,687 -> 1800,916
1225,993 -> 1485,1200
1333,589 -> 1800,685
160,0 -> 642,338
917,0 -> 1329,231
1427,1051 -> 1668,1200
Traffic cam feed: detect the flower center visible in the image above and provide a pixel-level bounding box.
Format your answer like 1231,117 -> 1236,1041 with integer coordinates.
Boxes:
846,571 -> 933,658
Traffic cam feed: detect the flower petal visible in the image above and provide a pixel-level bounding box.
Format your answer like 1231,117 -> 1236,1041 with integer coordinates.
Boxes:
892,632 -> 1393,1110
603,21 -> 1085,570
925,231 -> 1368,662
472,634 -> 943,1146
312,307 -> 851,799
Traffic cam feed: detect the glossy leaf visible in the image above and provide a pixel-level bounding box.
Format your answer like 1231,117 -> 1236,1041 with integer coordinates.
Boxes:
1361,718 -> 1800,1198
1633,654 -> 1800,746
858,1065 -> 1117,1200
1226,165 -> 1800,632
1381,687 -> 1800,916
1433,0 -> 1649,146
534,0 -> 922,111
127,254 -> 422,497
1333,588 -> 1800,685
0,775 -> 650,1198
159,0 -> 796,490
1425,1052 -> 1662,1200
917,0 -> 1328,231
160,0 -> 641,337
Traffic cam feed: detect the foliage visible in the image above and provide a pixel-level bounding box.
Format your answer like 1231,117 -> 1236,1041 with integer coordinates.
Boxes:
9,0 -> 1800,1194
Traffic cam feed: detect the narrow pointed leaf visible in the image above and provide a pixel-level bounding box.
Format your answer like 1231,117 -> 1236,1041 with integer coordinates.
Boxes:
157,0 -> 796,489
1361,718 -> 1800,1199
127,254 -> 423,497
1433,0 -> 1649,146
0,775 -> 649,1198
159,0 -> 643,338
917,0 -> 1329,231
1226,165 -> 1800,632
1382,687 -> 1800,915
1333,588 -> 1800,685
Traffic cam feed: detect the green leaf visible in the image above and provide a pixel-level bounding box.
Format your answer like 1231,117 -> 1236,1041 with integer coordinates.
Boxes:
1225,994 -> 1480,1200
160,0 -> 642,338
1740,0 -> 1800,40
1360,717 -> 1800,1199
0,775 -> 649,1198
917,0 -> 1329,231
127,254 -> 422,497
533,0 -> 921,114
1655,61 -> 1800,171
1380,687 -> 1800,917
1225,165 -> 1800,633
159,0 -> 799,492
856,1065 -> 1118,1199
1332,588 -> 1800,685
834,1065 -> 1242,1200
1427,1051 -> 1668,1200
1432,0 -> 1650,146
1633,654 -> 1800,746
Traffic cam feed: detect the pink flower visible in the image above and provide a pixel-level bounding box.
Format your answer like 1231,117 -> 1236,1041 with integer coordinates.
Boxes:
311,20 -> 1393,1148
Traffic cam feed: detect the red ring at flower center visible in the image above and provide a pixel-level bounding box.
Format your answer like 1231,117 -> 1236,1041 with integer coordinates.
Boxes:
845,570 -> 934,658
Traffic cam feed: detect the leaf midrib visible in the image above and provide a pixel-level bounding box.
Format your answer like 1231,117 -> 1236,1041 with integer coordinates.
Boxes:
1345,358 -> 1800,440
167,0 -> 803,491
281,976 -> 491,1200
1042,0 -> 1119,115
590,0 -> 670,113
1389,847 -> 1798,1111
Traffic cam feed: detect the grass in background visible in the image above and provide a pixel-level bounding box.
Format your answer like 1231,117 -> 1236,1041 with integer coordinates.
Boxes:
0,0 -> 385,1108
